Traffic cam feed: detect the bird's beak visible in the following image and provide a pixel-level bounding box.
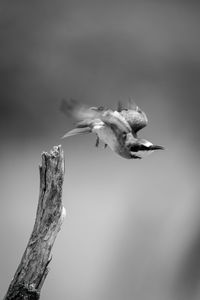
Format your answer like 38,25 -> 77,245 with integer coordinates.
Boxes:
149,145 -> 165,150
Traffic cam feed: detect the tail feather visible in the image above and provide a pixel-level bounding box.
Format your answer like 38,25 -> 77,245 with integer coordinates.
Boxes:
62,127 -> 91,139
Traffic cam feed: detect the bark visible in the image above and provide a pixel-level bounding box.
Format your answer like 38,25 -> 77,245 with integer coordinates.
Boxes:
4,145 -> 66,300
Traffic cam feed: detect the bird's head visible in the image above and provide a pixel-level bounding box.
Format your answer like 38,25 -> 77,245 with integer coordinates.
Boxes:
125,137 -> 164,159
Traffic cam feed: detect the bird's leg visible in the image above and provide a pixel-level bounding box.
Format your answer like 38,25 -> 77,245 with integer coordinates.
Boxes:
104,144 -> 108,148
95,136 -> 100,147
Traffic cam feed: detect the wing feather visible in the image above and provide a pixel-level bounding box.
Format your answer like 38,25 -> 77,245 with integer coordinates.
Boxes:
101,110 -> 131,134
119,99 -> 148,134
62,127 -> 91,138
60,99 -> 101,121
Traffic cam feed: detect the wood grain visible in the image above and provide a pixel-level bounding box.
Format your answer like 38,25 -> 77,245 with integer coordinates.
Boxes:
4,145 -> 66,300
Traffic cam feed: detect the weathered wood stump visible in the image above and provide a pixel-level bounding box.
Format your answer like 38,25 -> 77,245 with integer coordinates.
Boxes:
4,145 -> 66,300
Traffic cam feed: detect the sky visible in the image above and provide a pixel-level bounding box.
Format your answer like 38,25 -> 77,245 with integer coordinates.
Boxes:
0,1 -> 200,300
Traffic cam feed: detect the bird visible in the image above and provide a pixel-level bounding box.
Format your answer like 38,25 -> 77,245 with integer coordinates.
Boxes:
60,98 -> 164,159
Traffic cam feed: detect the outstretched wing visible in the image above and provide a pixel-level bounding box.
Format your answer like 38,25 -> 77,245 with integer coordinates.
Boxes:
60,99 -> 131,138
118,99 -> 148,135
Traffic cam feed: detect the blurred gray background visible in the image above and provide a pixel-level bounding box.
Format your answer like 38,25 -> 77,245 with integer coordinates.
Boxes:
0,1 -> 200,299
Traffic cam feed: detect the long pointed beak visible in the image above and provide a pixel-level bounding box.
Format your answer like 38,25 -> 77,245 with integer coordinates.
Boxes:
149,145 -> 165,150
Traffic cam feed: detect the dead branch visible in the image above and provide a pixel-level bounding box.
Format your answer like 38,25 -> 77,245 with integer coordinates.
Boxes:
4,145 -> 66,300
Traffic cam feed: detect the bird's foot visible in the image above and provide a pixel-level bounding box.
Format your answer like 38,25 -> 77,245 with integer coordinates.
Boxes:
95,136 -> 100,147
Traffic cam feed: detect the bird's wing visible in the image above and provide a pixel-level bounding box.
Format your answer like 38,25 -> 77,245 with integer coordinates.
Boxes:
60,99 -> 101,138
60,99 -> 102,121
118,99 -> 148,134
61,99 -> 131,136
101,110 -> 131,134
61,127 -> 92,139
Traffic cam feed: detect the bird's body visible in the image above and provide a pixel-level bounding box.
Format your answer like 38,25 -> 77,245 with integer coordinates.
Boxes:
93,121 -> 117,151
60,99 -> 164,159
92,122 -> 135,159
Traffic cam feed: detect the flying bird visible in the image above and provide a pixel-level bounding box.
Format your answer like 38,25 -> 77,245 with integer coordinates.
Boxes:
60,99 -> 164,159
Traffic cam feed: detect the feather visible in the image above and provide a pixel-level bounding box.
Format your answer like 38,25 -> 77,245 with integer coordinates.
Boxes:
117,101 -> 124,112
128,97 -> 138,111
60,99 -> 100,121
120,100 -> 148,134
102,110 -> 131,134
61,127 -> 91,138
